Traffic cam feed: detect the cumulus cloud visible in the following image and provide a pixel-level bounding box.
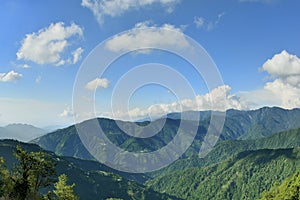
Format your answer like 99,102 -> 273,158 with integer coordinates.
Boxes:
194,13 -> 225,31
112,85 -> 249,120
81,0 -> 180,25
0,71 -> 22,82
85,78 -> 109,91
241,50 -> 300,109
263,79 -> 300,108
105,22 -> 191,53
17,22 -> 83,66
261,50 -> 300,87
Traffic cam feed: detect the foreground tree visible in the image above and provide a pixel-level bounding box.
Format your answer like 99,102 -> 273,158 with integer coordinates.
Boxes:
261,172 -> 300,200
0,145 -> 79,200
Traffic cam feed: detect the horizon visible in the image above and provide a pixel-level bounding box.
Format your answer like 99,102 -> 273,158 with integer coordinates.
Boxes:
0,105 -> 298,128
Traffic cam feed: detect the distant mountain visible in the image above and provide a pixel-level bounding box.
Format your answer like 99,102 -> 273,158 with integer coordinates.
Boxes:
148,147 -> 300,200
0,140 -> 178,200
168,107 -> 300,140
149,126 -> 300,177
32,107 -> 300,162
0,123 -> 46,142
32,118 -> 206,160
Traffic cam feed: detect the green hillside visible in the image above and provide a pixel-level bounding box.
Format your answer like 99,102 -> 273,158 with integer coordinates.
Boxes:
148,148 -> 300,200
32,107 -> 300,163
32,118 -> 206,160
0,140 -> 177,200
150,126 -> 300,177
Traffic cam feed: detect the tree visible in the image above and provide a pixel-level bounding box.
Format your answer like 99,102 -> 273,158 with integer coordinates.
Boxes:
0,145 -> 79,200
9,145 -> 56,199
261,172 -> 300,200
0,157 -> 13,199
53,174 -> 79,200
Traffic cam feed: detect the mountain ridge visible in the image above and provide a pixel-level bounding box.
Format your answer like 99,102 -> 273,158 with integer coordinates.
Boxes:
32,107 -> 300,163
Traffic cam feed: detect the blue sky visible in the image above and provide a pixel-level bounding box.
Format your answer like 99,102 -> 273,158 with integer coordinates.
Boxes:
1,0 -> 300,127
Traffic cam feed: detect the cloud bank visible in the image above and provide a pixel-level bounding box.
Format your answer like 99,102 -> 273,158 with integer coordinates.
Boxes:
111,85 -> 249,120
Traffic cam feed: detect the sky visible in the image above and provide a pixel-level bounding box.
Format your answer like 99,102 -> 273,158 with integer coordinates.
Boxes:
0,0 -> 300,127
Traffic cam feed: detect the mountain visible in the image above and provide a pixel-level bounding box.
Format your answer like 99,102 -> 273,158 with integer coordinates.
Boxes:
168,107 -> 300,140
0,123 -> 46,142
0,139 -> 178,200
149,126 -> 300,177
32,117 -> 207,160
32,107 -> 300,163
147,147 -> 300,200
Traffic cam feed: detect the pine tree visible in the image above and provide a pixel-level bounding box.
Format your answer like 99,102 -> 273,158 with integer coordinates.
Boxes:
53,174 -> 79,200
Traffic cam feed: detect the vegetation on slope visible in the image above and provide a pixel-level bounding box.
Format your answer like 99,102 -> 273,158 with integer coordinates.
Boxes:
33,107 -> 300,164
148,148 -> 300,200
149,126 -> 300,177
0,140 -> 176,200
260,171 -> 300,200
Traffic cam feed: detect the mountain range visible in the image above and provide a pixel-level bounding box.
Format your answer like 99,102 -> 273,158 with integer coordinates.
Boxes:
2,106 -> 300,199
32,107 -> 300,161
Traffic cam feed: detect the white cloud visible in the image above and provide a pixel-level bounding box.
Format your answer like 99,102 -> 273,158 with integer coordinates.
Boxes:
0,70 -> 22,82
72,47 -> 84,64
17,64 -> 31,69
263,79 -> 300,108
194,12 -> 225,31
105,22 -> 191,53
10,62 -> 31,69
85,78 -> 109,91
17,22 -> 83,66
60,106 -> 75,118
81,0 -> 180,25
241,50 -> 300,109
194,17 -> 205,28
112,85 -> 249,120
261,50 -> 300,87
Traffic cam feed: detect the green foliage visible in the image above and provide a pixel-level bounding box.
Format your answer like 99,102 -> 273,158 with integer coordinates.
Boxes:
54,174 -> 79,200
260,172 -> 300,200
0,157 -> 13,198
149,127 -> 300,178
0,140 -> 174,200
11,145 -> 56,199
0,145 -> 79,200
148,148 -> 300,200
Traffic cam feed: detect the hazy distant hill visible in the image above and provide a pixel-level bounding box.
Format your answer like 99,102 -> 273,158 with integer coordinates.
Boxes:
32,107 -> 300,162
0,123 -> 46,142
